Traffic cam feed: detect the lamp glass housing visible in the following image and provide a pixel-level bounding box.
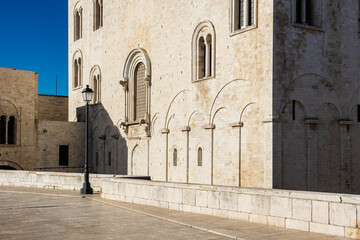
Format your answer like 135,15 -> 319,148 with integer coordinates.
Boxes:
82,85 -> 94,103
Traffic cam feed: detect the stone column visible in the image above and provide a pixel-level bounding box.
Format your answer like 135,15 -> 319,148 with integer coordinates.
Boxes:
301,0 -> 306,24
180,126 -> 191,183
305,119 -> 320,191
204,124 -> 215,185
243,0 -> 249,28
262,118 -> 282,189
339,120 -> 353,193
205,41 -> 211,78
144,76 -> 151,125
230,122 -> 243,187
160,128 -> 169,181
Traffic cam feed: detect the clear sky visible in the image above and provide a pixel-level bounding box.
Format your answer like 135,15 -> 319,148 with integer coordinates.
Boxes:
0,0 -> 68,96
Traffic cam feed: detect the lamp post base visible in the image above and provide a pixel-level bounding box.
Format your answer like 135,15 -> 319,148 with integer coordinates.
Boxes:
80,182 -> 93,194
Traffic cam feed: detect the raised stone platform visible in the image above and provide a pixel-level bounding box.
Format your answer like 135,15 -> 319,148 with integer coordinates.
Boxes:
0,170 -> 359,239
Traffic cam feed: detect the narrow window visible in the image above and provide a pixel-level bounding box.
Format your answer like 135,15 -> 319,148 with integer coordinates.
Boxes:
249,0 -> 254,26
0,115 -> 6,144
74,9 -> 82,41
96,152 -> 99,166
292,100 -> 296,120
295,0 -> 322,27
198,147 -> 203,166
357,105 -> 360,122
59,145 -> 69,166
7,116 -> 16,144
358,0 -> 360,38
74,59 -> 79,88
198,37 -> 205,79
206,34 -> 212,77
173,148 -> 177,166
93,76 -> 98,103
134,63 -> 146,121
108,152 -> 111,166
94,0 -> 103,30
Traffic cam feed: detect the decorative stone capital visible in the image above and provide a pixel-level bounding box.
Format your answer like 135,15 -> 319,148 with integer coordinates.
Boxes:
305,118 -> 320,125
160,128 -> 169,134
339,120 -> 354,125
119,77 -> 128,91
144,75 -> 151,86
230,122 -> 243,128
203,124 -> 215,129
180,126 -> 191,132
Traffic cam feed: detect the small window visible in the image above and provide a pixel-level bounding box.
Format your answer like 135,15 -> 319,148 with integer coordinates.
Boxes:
90,66 -> 101,104
0,115 -> 6,144
198,147 -> 203,166
96,152 -> 99,166
134,63 -> 146,121
59,145 -> 69,166
232,0 -> 256,32
295,0 -> 323,28
192,21 -> 215,81
173,148 -> 178,166
74,8 -> 82,41
7,116 -> 16,144
108,152 -> 111,166
73,51 -> 82,89
94,0 -> 103,31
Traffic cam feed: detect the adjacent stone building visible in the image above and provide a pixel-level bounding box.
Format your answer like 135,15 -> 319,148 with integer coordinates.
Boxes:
68,0 -> 360,194
0,67 -> 85,172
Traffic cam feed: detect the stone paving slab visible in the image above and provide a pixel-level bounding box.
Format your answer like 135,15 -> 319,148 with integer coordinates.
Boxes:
0,186 -> 348,240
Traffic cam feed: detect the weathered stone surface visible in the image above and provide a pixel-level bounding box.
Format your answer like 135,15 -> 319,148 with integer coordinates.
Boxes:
310,222 -> 345,237
286,219 -> 310,231
312,201 -> 329,224
292,199 -> 311,221
329,203 -> 356,228
270,197 -> 292,218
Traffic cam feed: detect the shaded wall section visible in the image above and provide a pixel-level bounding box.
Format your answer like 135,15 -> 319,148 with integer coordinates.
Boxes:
38,95 -> 68,121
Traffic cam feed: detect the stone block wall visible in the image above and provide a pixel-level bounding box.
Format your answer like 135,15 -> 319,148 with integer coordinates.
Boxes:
101,178 -> 360,239
38,95 -> 68,121
35,120 -> 85,172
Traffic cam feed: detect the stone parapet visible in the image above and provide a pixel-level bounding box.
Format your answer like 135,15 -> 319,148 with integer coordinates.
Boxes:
100,177 -> 360,239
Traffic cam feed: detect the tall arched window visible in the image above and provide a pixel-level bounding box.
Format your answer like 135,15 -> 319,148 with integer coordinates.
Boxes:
134,63 -> 146,121
192,21 -> 215,82
7,116 -> 16,145
94,0 -> 103,31
74,7 -> 82,41
122,48 -> 151,124
73,51 -> 83,89
90,65 -> 101,104
0,115 -> 6,144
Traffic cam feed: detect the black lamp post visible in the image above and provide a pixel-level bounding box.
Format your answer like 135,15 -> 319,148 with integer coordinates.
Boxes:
80,85 -> 94,194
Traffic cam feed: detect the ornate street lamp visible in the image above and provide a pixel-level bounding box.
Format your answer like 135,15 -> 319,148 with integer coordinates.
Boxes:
80,85 -> 93,194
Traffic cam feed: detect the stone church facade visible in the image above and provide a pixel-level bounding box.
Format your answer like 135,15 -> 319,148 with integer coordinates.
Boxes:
69,0 -> 360,194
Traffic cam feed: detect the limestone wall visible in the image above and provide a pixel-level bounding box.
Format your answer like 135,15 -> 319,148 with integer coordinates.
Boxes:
273,1 -> 360,193
0,67 -> 38,170
38,95 -> 68,121
0,170 -> 111,192
101,178 -> 360,239
35,120 -> 85,172
68,0 -> 274,188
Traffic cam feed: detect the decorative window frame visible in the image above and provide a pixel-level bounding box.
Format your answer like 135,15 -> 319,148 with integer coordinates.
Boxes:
192,21 -> 216,82
292,0 -> 324,31
120,48 -> 151,126
74,2 -> 83,41
230,0 -> 258,36
89,65 -> 101,104
72,50 -> 83,90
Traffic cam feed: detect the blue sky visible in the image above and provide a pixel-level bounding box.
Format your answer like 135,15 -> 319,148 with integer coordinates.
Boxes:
0,0 -> 68,96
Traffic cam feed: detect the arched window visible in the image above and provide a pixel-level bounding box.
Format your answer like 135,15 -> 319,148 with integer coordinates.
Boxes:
122,48 -> 151,124
192,21 -> 215,82
173,148 -> 178,166
73,51 -> 83,89
0,115 -> 6,144
74,7 -> 82,41
90,65 -> 101,104
94,0 -> 103,31
7,116 -> 16,145
134,63 -> 146,121
198,147 -> 203,166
